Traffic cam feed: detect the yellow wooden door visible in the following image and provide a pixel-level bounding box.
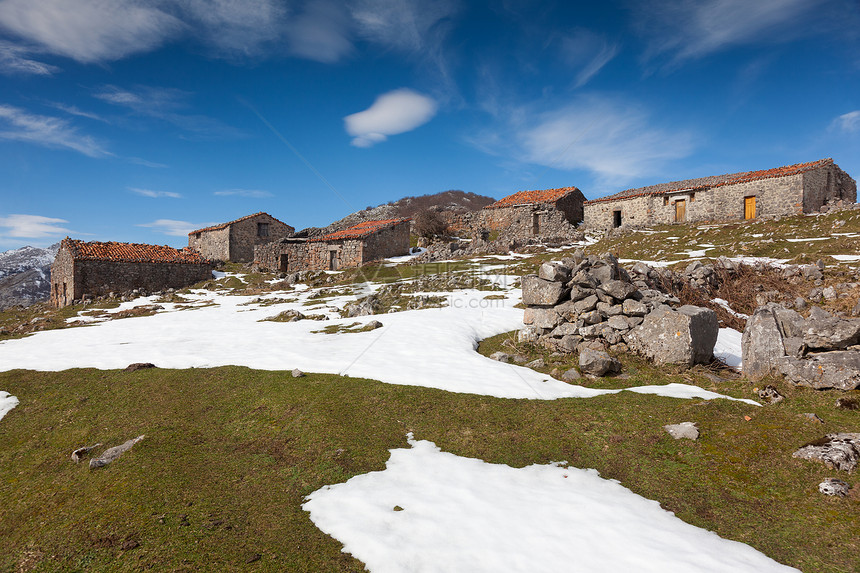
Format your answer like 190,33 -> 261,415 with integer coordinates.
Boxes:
675,199 -> 686,222
744,196 -> 756,220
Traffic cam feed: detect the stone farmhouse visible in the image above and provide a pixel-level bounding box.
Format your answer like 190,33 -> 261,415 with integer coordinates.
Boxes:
188,212 -> 294,263
481,186 -> 586,238
51,238 -> 213,308
255,218 -> 411,272
584,158 -> 856,231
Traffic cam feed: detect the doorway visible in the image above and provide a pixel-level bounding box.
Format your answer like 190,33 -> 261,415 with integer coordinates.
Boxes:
532,213 -> 540,236
329,250 -> 338,271
744,196 -> 756,220
279,254 -> 289,272
612,210 -> 621,228
674,199 -> 686,223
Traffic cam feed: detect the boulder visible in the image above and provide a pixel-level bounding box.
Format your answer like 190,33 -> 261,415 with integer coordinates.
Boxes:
561,368 -> 581,382
292,368 -> 305,378
779,351 -> 860,390
628,305 -> 718,366
89,435 -> 145,469
523,307 -> 562,329
819,478 -> 850,497
663,422 -> 699,440
598,280 -> 638,302
521,275 -> 570,306
573,294 -> 599,314
524,358 -> 545,369
621,299 -> 648,317
124,363 -> 156,372
742,305 -> 789,379
489,351 -> 511,363
579,348 -> 620,376
792,433 -> 860,472
517,327 -> 539,344
538,262 -> 572,282
802,316 -> 860,351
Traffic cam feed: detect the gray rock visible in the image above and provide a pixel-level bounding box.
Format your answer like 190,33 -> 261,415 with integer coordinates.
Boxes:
579,348 -> 620,376
779,351 -> 860,390
292,368 -> 305,378
489,351 -> 511,363
71,443 -> 102,463
521,275 -> 570,306
569,286 -> 594,302
89,435 -> 145,469
803,316 -> 860,351
792,433 -> 860,472
605,304 -> 624,317
365,320 -> 383,330
628,305 -> 718,367
561,368 -> 581,382
801,413 -> 824,424
742,304 -> 790,380
794,297 -> 808,311
622,299 -> 648,317
757,385 -> 784,404
518,327 -> 539,343
570,271 -> 599,289
550,323 -> 580,337
573,294 -> 599,314
819,478 -> 850,497
823,286 -> 838,301
524,358 -> 545,369
581,309 -> 604,325
512,354 -> 530,364
663,422 -> 699,440
538,262 -> 572,282
557,335 -> 582,353
598,280 -> 638,301
607,315 -> 630,331
124,363 -> 156,372
808,306 -> 832,321
852,300 -> 860,317
523,307 -> 562,329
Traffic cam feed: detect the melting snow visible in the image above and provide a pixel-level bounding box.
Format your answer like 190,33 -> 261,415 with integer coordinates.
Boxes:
303,435 -> 798,573
714,328 -> 743,371
0,392 -> 18,422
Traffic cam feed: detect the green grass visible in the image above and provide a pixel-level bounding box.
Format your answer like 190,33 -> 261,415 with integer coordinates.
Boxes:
1,365 -> 859,572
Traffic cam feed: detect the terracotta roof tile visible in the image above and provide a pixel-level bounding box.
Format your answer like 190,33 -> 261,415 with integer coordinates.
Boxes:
310,218 -> 411,242
63,238 -> 211,265
484,186 -> 582,209
188,212 -> 291,235
584,159 -> 833,205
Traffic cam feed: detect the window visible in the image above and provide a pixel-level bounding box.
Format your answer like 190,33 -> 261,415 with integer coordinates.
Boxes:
257,222 -> 269,237
689,192 -> 695,202
663,197 -> 669,206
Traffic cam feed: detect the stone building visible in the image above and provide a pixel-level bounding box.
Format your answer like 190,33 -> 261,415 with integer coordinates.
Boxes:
255,218 -> 410,272
584,158 -> 856,231
481,186 -> 586,238
188,212 -> 294,263
50,238 -> 213,308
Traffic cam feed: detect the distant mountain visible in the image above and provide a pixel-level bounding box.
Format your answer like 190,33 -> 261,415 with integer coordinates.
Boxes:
297,190 -> 495,237
0,243 -> 59,310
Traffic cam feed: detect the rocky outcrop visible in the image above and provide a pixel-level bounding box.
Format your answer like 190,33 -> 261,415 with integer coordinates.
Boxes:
742,302 -> 860,389
519,252 -> 718,369
793,434 -> 860,472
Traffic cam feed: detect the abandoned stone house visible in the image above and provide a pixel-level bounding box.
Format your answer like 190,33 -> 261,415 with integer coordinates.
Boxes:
583,158 -> 857,231
255,218 -> 411,272
481,186 -> 586,238
188,212 -> 294,263
50,238 -> 213,308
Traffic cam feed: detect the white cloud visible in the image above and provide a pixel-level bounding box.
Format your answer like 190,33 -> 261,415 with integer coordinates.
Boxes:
138,219 -> 211,237
0,40 -> 57,75
0,0 -> 182,64
351,0 -> 458,52
0,104 -> 110,157
129,187 -> 182,199
179,0 -> 285,59
213,189 -> 273,198
832,110 -> 860,133
557,29 -> 619,88
0,214 -> 71,238
634,0 -> 827,64
344,88 -> 437,147
284,0 -> 352,63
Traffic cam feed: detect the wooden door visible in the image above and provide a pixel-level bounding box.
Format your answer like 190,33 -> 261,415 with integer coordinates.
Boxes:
675,199 -> 686,223
744,196 -> 756,220
329,250 -> 338,271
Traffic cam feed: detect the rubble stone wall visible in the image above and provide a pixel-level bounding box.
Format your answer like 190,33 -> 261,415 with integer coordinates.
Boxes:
188,227 -> 230,261
189,214 -> 294,263
49,246 -> 76,307
481,200 -> 581,238
802,164 -> 857,212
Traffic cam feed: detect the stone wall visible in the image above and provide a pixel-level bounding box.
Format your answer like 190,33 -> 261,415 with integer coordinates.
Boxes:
584,164 -> 858,231
481,200 -> 582,239
361,222 -> 410,261
49,246 -> 75,307
254,240 -> 309,272
189,214 -> 294,263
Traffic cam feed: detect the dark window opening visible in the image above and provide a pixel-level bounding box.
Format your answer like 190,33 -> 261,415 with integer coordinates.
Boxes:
532,213 -> 540,235
613,210 -> 622,228
689,192 -> 695,202
257,222 -> 270,237
663,197 -> 669,206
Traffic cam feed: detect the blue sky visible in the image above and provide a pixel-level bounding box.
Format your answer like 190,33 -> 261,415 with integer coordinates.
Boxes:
0,0 -> 858,250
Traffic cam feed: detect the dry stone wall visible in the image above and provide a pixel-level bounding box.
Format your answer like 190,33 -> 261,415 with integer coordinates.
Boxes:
189,214 -> 294,263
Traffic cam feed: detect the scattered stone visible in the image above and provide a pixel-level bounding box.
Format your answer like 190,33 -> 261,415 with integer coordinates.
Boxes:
517,327 -> 539,344
561,368 -> 581,382
521,275 -> 570,306
124,363 -> 156,372
819,477 -> 850,497
71,443 -> 102,463
757,385 -> 784,405
663,422 -> 699,440
524,358 -> 545,369
246,554 -> 262,564
489,351 -> 511,363
598,280 -> 638,301
121,540 -> 140,551
538,262 -> 572,282
579,348 -> 620,377
291,368 -> 304,378
89,435 -> 145,469
792,433 -> 860,472
512,354 -> 529,365
628,305 -> 718,367
780,352 -> 860,391
794,297 -> 808,311
823,286 -> 838,301
365,320 -> 383,330
800,413 -> 824,424
836,397 -> 859,410
852,300 -> 860,317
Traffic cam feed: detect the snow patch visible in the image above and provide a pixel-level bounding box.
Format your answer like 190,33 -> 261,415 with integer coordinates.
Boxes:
714,328 -> 743,371
0,391 -> 18,422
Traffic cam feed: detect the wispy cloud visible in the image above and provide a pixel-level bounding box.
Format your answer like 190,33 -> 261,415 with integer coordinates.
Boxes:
129,187 -> 182,199
556,29 -> 619,88
0,39 -> 57,75
0,0 -> 181,63
284,0 -> 352,63
48,102 -> 106,122
0,213 -> 71,238
0,104 -> 110,157
179,0 -> 285,59
632,0 -> 829,66
344,88 -> 437,147
470,94 -> 695,189
138,219 -> 211,237
832,111 -> 860,134
214,189 -> 273,198
127,157 -> 169,169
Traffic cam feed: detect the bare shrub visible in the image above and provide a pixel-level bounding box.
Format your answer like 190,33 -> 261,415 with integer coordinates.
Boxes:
413,209 -> 447,239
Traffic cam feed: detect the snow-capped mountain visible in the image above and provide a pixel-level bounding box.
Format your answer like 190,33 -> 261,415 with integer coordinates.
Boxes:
0,243 -> 59,309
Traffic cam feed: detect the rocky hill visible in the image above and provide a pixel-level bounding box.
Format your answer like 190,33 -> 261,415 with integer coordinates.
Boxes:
0,243 -> 58,310
297,190 -> 494,237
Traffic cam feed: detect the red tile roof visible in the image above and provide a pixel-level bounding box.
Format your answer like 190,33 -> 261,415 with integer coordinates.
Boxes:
63,238 -> 212,265
484,186 -> 582,209
188,212 -> 291,235
584,159 -> 833,205
310,218 -> 411,242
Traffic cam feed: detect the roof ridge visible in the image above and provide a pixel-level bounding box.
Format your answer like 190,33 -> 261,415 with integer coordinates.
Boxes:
62,238 -> 211,265
310,217 -> 411,242
484,186 -> 582,210
188,212 -> 290,235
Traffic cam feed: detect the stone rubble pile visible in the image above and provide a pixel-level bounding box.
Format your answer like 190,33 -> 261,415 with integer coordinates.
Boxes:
518,253 -> 718,368
743,302 -> 860,390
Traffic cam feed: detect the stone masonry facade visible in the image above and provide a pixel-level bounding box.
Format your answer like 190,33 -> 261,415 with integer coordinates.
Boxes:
255,218 -> 410,272
188,212 -> 294,263
51,238 -> 213,308
583,159 -> 856,231
480,187 -> 586,239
